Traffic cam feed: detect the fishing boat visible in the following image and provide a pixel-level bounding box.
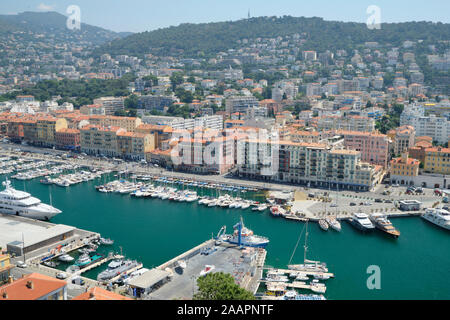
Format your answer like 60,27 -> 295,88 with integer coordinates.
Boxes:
288,221 -> 329,273
219,217 -> 270,248
325,216 -> 342,232
199,265 -> 215,277
318,219 -> 329,231
369,213 -> 401,238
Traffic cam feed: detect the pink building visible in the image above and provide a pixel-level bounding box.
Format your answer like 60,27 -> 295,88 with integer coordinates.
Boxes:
336,130 -> 390,168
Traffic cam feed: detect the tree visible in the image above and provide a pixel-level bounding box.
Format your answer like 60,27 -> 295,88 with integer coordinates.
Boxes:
193,272 -> 255,300
124,94 -> 139,109
170,72 -> 184,91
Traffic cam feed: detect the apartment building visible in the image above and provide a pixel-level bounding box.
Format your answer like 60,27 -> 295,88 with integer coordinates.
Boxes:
424,147 -> 450,174
225,96 -> 259,114
138,95 -> 177,111
334,130 -> 390,168
387,125 -> 416,156
174,134 -> 235,174
92,97 -> 125,115
390,153 -> 420,186
80,125 -> 125,157
236,140 -> 381,191
87,115 -> 141,132
117,131 -> 155,160
54,128 -> 81,150
35,116 -> 68,147
317,115 -> 375,132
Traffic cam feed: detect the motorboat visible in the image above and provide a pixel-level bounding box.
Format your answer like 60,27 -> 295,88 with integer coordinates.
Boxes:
422,208 -> 450,230
369,213 -> 401,238
0,179 -> 61,220
348,213 -> 375,232
100,238 -> 114,245
58,254 -> 74,263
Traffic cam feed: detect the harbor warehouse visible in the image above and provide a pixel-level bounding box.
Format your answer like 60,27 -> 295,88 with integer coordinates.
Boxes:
0,215 -> 75,256
127,269 -> 171,298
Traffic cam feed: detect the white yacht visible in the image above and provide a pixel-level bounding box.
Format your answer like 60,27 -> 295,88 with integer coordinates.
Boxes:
349,213 -> 375,232
422,208 -> 450,230
0,179 -> 61,220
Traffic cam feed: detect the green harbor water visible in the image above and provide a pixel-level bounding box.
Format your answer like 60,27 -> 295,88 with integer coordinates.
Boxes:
10,174 -> 450,300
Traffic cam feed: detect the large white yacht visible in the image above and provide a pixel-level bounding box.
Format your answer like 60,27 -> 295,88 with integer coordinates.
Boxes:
422,208 -> 450,230
0,179 -> 61,220
349,213 -> 375,232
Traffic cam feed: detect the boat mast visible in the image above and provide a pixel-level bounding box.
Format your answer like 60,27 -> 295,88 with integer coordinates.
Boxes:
304,221 -> 309,264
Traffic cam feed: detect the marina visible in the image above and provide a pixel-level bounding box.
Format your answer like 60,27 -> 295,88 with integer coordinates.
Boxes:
0,153 -> 449,299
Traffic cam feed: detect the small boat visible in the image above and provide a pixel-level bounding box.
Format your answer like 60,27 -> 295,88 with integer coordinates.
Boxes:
43,261 -> 59,268
100,238 -> 114,245
199,265 -> 215,277
310,279 -> 327,293
318,219 -> 329,231
295,273 -> 310,281
313,273 -> 331,281
58,254 -> 74,262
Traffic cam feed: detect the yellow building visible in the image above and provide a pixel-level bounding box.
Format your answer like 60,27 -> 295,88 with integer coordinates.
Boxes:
88,115 -> 142,132
0,254 -> 13,285
117,132 -> 155,160
390,153 -> 420,176
424,147 -> 450,174
36,116 -> 68,146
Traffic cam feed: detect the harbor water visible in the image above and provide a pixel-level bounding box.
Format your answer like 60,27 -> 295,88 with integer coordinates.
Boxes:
9,174 -> 450,300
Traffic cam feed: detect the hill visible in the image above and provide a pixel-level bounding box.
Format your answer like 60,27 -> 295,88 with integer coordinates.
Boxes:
0,11 -> 131,45
96,16 -> 450,57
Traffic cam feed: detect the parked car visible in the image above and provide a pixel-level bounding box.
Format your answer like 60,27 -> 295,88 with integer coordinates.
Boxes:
384,200 -> 393,203
350,203 -> 357,206
16,261 -> 27,268
375,199 -> 383,203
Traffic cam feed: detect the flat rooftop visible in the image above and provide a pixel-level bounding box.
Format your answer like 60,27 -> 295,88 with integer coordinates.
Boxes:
0,214 -> 75,249
148,244 -> 259,300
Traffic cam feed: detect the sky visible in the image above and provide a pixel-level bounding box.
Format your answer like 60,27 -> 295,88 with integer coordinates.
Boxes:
1,0 -> 449,33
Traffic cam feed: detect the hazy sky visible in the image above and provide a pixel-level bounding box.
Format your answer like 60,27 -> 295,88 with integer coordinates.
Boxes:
2,0 -> 449,33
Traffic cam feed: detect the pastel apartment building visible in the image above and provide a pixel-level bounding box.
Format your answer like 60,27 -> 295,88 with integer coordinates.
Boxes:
387,125 -> 416,156
334,130 -> 390,168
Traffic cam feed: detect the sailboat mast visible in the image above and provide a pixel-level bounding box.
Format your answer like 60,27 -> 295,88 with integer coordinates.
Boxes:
304,221 -> 308,264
